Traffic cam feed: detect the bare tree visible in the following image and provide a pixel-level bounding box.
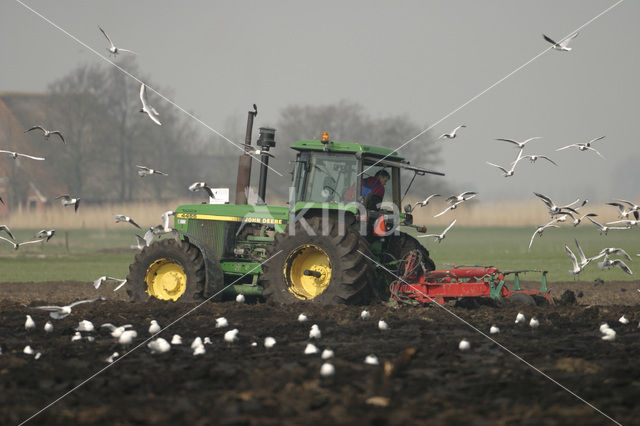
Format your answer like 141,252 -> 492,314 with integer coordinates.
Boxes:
269,100 -> 447,199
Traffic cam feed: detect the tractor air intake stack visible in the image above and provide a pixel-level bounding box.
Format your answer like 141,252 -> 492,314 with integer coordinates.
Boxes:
235,104 -> 258,205
257,127 -> 276,205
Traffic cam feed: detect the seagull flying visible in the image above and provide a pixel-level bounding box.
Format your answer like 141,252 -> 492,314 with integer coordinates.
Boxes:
528,218 -> 560,251
606,202 -> 639,220
414,194 -> 440,209
434,200 -> 463,218
131,234 -> 148,250
93,276 -> 127,291
98,26 -> 136,57
439,125 -> 466,140
418,219 -> 456,243
597,254 -> 633,275
556,136 -> 606,159
564,244 -> 585,276
35,229 -> 55,242
543,32 -> 579,51
496,137 -> 541,150
586,216 -> 628,235
486,159 -> 519,177
446,191 -> 477,204
533,192 -> 583,217
0,225 -> 15,240
56,194 -> 80,212
136,165 -> 168,177
115,214 -> 141,229
0,150 -> 45,161
188,181 -> 215,198
139,84 -> 161,126
598,247 -> 632,261
161,210 -> 175,232
519,154 -> 558,166
0,235 -> 43,250
29,297 -> 105,320
561,211 -> 597,227
25,125 -> 65,143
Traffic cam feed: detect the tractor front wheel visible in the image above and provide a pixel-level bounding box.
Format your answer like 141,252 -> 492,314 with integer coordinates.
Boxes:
126,238 -> 206,302
260,215 -> 376,305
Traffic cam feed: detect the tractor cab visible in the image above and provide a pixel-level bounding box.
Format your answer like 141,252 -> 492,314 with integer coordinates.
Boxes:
290,135 -> 444,222
290,137 -> 403,209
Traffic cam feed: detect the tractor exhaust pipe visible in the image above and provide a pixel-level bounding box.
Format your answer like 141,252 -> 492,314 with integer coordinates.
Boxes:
234,104 -> 257,204
256,127 -> 276,205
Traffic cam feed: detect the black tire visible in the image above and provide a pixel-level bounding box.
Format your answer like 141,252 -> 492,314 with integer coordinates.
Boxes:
505,292 -> 536,306
126,238 -> 206,303
260,215 -> 376,305
384,232 -> 436,273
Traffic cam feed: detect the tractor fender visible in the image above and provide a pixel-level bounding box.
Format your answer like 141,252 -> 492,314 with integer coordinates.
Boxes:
174,231 -> 224,298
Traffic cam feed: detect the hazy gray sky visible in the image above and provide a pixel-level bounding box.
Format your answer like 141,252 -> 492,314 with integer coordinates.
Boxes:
2,0 -> 638,201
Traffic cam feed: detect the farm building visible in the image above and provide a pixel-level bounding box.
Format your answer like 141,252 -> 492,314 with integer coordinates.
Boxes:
0,92 -> 68,217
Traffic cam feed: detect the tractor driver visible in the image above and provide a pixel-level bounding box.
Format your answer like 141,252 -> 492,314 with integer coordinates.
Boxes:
344,169 -> 390,210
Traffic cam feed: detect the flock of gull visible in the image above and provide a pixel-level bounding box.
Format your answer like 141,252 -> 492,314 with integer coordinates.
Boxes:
18,298 -> 424,378
411,31 -> 638,277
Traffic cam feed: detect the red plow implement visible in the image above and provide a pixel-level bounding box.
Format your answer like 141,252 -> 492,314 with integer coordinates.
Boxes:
389,251 -> 554,306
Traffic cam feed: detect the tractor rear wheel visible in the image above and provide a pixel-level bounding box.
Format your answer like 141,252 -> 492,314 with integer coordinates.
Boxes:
260,215 -> 376,305
384,232 -> 436,273
126,238 -> 206,302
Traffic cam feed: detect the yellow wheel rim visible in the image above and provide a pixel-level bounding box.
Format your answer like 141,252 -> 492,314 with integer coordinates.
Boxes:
284,244 -> 332,300
145,258 -> 187,301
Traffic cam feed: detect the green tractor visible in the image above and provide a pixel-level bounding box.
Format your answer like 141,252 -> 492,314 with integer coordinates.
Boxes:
127,108 -> 444,305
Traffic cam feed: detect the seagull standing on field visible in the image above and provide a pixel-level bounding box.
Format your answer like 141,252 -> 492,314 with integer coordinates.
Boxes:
543,32 -> 579,51
0,150 -> 45,161
56,194 -> 80,212
556,136 -> 606,159
25,315 -> 36,330
439,125 -> 466,140
98,26 -> 136,57
148,320 -> 161,335
115,214 -> 141,229
25,126 -> 65,143
101,323 -> 133,338
418,219 -> 456,243
139,84 -> 161,126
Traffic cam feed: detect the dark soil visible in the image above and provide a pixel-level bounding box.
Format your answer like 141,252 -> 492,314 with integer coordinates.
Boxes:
1,280 -> 639,425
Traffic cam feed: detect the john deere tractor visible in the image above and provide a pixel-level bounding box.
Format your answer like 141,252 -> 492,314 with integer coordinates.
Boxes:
127,107 -> 444,304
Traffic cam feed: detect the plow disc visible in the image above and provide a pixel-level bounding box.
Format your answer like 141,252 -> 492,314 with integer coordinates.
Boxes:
389,251 -> 554,306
